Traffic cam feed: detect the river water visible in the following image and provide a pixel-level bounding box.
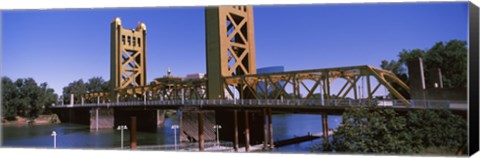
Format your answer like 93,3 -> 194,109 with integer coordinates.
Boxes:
1,114 -> 341,153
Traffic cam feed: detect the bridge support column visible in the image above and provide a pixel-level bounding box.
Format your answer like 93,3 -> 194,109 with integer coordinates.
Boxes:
244,110 -> 250,152
89,108 -> 114,130
214,109 -> 262,150
234,110 -> 239,152
157,110 -> 165,126
263,108 -> 268,149
268,108 -> 274,149
180,111 -> 215,143
198,112 -> 205,151
322,113 -> 329,139
130,117 -> 137,149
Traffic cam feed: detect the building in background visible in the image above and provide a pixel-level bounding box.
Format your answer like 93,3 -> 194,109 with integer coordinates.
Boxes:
184,73 -> 205,81
257,66 -> 285,98
257,66 -> 285,74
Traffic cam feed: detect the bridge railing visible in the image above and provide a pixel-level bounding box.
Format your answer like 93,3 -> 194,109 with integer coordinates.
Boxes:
53,98 -> 466,110
405,99 -> 467,110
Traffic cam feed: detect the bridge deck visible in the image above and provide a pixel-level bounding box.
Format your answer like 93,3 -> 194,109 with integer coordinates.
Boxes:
51,99 -> 467,114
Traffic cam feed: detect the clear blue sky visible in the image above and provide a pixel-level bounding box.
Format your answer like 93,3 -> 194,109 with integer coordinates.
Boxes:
2,2 -> 468,95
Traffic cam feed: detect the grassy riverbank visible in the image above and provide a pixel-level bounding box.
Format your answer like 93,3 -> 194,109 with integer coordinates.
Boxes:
1,114 -> 60,126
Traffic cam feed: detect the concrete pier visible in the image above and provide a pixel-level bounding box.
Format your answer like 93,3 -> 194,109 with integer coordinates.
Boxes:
215,109 -> 265,150
89,108 -> 114,130
180,110 -> 216,143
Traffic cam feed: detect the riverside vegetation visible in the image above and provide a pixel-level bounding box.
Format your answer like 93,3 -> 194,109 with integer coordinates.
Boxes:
312,106 -> 467,155
312,40 -> 468,155
1,76 -> 110,125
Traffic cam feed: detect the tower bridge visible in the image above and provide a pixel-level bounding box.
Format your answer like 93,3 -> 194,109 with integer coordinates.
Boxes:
51,5 -> 466,152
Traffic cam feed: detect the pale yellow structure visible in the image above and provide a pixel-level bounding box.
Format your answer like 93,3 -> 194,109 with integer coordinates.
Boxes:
110,17 -> 147,95
206,6 -> 257,99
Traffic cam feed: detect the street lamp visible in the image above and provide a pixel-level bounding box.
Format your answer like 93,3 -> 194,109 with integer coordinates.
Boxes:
117,125 -> 128,149
213,125 -> 222,146
51,131 -> 57,148
171,125 -> 179,150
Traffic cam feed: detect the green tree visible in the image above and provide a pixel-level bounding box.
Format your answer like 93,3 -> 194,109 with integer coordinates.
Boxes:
398,49 -> 426,64
62,79 -> 87,104
380,60 -> 410,99
62,77 -> 112,104
2,77 -> 58,118
423,40 -> 467,88
380,60 -> 406,77
37,82 -> 58,114
380,40 -> 467,99
86,77 -> 105,92
101,79 -> 113,92
17,78 -> 41,118
86,76 -> 112,92
394,40 -> 467,89
313,107 -> 467,155
405,109 -> 467,150
2,77 -> 18,116
20,78 -> 58,118
326,106 -> 415,154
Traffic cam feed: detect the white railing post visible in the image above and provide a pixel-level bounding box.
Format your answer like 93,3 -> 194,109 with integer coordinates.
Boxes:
143,91 -> 147,105
70,94 -> 74,106
95,108 -> 99,131
181,89 -> 185,105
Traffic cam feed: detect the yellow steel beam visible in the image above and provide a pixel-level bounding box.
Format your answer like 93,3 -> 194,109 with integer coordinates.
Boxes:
367,67 -> 409,105
335,76 -> 361,106
222,65 -> 410,106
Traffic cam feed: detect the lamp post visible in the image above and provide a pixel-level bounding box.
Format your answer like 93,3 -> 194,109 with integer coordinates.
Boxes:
171,125 -> 179,150
214,125 -> 222,146
51,131 -> 57,148
117,125 -> 128,149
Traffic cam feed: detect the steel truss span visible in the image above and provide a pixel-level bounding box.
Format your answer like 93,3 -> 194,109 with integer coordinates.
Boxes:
224,65 -> 410,106
82,65 -> 411,107
81,6 -> 411,107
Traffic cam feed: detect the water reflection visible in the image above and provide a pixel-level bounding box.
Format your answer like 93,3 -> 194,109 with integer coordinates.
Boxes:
271,114 -> 341,152
2,114 -> 341,152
